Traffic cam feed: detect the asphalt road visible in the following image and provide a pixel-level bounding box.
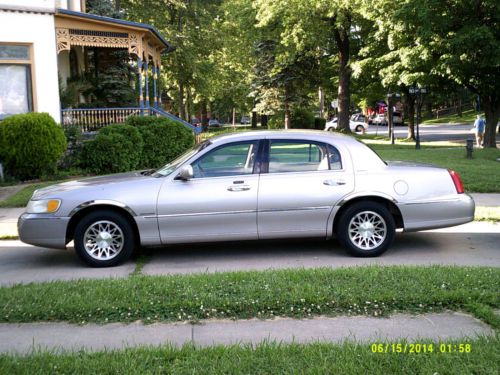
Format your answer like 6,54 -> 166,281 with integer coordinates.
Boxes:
366,124 -> 499,143
0,221 -> 498,286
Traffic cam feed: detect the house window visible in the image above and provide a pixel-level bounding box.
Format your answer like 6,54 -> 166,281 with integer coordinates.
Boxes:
0,44 -> 33,119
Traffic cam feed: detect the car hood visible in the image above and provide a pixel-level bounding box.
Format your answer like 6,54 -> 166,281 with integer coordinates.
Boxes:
32,171 -> 156,199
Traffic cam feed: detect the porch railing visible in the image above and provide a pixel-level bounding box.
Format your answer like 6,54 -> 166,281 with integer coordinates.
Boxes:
61,107 -> 201,134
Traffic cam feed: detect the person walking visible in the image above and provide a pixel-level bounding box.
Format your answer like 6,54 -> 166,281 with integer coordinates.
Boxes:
473,114 -> 485,148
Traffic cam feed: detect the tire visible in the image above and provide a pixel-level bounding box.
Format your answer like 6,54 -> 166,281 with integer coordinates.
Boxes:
74,210 -> 136,267
336,202 -> 395,257
355,125 -> 364,133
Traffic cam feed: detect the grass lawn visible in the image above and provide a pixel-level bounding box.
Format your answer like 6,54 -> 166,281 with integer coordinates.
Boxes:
422,109 -> 483,125
1,337 -> 498,374
475,206 -> 500,223
0,181 -> 64,208
1,266 -> 498,328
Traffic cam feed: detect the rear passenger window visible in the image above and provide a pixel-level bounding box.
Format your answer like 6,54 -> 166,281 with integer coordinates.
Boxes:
268,141 -> 341,173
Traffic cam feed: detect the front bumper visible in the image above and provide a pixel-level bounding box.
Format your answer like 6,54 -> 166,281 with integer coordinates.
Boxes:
18,213 -> 70,249
399,193 -> 475,232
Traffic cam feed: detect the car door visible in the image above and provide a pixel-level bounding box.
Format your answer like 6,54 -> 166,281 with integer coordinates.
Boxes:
257,138 -> 354,239
157,140 -> 261,244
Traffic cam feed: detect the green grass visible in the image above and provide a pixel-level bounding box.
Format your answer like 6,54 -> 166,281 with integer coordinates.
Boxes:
475,206 -> 500,223
366,142 -> 500,193
0,338 -> 498,374
422,109 -> 483,125
0,266 -> 498,327
0,235 -> 19,240
0,181 -> 62,208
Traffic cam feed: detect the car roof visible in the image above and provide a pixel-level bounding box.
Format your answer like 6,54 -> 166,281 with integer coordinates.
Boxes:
209,129 -> 360,147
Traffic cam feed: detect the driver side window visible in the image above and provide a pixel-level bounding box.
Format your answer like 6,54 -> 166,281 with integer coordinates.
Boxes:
191,141 -> 259,178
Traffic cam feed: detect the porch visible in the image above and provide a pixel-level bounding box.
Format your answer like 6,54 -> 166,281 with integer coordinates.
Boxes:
55,9 -> 198,133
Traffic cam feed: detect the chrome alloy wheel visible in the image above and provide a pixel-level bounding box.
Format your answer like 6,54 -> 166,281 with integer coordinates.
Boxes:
83,220 -> 124,260
348,211 -> 387,250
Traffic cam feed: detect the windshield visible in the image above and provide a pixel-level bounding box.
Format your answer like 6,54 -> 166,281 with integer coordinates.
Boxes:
152,140 -> 211,177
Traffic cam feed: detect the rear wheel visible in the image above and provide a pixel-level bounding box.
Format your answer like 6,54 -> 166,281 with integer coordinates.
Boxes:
74,210 -> 135,267
336,202 -> 395,257
355,125 -> 364,133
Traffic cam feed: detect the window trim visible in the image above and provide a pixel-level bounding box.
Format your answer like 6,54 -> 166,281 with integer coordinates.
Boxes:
262,139 -> 343,175
0,42 -> 36,114
187,140 -> 262,180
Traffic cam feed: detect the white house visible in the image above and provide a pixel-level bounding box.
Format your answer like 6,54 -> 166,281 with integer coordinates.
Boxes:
0,0 -> 181,129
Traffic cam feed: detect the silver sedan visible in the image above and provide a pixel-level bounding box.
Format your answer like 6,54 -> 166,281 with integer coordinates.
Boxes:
18,130 -> 474,267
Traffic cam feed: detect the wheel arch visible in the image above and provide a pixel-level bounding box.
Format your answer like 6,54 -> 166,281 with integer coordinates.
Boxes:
332,195 -> 404,236
65,203 -> 140,246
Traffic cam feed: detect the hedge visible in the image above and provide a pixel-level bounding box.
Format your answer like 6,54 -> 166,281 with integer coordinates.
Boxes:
0,113 -> 66,180
126,116 -> 195,169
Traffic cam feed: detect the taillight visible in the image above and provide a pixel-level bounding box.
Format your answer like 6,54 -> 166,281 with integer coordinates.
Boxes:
448,169 -> 464,194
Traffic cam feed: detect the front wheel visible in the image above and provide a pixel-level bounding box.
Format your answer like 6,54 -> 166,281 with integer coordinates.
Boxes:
355,125 -> 364,133
74,210 -> 136,267
336,202 -> 395,257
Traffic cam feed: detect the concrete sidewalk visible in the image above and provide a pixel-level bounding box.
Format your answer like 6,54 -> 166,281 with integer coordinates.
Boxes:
0,312 -> 493,354
0,193 -> 498,238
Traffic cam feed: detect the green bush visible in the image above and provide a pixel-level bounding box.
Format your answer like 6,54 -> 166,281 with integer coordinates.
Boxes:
0,113 -> 66,180
291,108 -> 315,129
126,116 -> 195,168
79,124 -> 143,174
314,117 -> 326,130
267,116 -> 284,129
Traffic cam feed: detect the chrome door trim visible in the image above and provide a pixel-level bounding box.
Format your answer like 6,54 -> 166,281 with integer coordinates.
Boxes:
146,209 -> 257,219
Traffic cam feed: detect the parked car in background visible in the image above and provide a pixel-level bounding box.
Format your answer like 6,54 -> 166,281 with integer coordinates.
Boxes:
208,119 -> 221,128
392,111 -> 404,126
373,114 -> 387,126
191,118 -> 201,127
240,116 -> 250,125
18,130 -> 474,267
324,115 -> 368,133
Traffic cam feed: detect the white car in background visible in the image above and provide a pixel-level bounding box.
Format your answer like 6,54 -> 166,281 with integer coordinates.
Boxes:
325,114 -> 368,133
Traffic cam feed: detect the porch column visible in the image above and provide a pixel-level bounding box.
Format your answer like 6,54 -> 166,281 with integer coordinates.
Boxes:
157,66 -> 162,109
137,57 -> 144,111
153,64 -> 158,108
144,60 -> 150,109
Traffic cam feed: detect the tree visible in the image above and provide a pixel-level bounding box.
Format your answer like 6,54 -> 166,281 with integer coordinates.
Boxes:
364,0 -> 499,147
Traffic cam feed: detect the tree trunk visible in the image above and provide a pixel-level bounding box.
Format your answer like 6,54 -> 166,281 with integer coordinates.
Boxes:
483,96 -> 499,148
201,99 -> 208,128
318,87 -> 325,119
284,101 -> 291,129
185,88 -> 191,122
115,0 -> 121,11
334,24 -> 351,133
404,95 -> 416,140
178,83 -> 185,120
251,111 -> 257,128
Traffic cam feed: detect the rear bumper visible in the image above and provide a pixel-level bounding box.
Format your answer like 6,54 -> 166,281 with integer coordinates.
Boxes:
399,194 -> 475,232
18,213 -> 69,249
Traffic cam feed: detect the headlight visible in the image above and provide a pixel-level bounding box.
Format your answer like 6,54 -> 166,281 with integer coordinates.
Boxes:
26,199 -> 61,214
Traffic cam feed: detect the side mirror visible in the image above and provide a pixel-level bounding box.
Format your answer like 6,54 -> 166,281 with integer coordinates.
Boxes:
178,165 -> 193,180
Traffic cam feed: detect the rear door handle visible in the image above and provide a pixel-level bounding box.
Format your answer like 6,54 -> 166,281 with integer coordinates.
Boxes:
227,185 -> 251,192
324,179 -> 346,186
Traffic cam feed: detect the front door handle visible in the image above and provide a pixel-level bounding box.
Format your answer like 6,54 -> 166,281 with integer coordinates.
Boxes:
324,179 -> 346,186
227,185 -> 251,192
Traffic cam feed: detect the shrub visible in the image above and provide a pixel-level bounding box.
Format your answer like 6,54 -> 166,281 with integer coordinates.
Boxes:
59,125 -> 84,170
126,116 -> 195,168
0,113 -> 66,180
291,108 -> 315,129
314,117 -> 326,130
267,116 -> 284,129
79,124 -> 143,174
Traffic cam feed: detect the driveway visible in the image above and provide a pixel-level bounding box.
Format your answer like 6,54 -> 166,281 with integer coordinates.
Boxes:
0,221 -> 498,286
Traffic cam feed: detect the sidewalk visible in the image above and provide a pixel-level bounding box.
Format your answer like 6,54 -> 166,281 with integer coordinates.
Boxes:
0,312 -> 493,354
0,194 -> 498,238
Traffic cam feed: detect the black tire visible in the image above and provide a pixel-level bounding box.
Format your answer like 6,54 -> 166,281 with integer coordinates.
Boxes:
355,125 -> 364,133
336,202 -> 395,257
74,210 -> 136,267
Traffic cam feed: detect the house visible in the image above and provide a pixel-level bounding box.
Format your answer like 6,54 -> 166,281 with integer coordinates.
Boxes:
0,0 -> 197,132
